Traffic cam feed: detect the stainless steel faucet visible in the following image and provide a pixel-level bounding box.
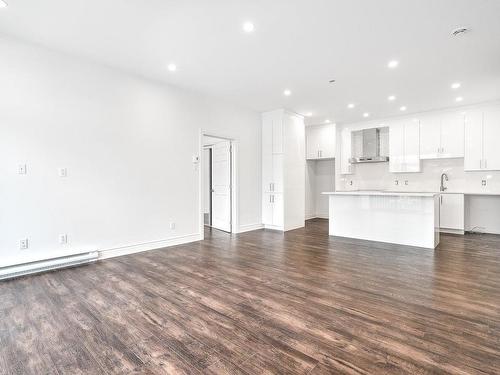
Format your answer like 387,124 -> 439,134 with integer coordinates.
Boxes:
440,173 -> 449,192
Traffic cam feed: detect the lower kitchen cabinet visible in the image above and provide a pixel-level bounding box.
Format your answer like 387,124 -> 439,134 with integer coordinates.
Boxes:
439,193 -> 464,233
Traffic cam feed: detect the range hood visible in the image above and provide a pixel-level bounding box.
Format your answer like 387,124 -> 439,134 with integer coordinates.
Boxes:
349,127 -> 389,164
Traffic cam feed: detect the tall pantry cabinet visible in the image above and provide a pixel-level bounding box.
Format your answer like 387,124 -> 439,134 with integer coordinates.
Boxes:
262,109 -> 305,231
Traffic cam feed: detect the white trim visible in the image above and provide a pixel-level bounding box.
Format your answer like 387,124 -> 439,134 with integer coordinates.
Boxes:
99,233 -> 202,260
305,214 -> 317,220
237,223 -> 264,233
199,129 -> 239,238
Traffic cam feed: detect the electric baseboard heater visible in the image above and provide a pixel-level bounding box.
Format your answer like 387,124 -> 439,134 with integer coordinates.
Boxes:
0,251 -> 99,281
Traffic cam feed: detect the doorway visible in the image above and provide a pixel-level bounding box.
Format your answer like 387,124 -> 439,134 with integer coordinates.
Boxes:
202,135 -> 234,234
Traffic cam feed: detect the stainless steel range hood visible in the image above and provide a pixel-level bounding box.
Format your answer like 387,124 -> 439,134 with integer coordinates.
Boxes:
349,127 -> 389,164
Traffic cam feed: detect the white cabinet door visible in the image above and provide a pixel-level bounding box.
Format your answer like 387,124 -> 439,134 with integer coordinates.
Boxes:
482,107 -> 500,171
272,193 -> 284,228
404,121 -> 420,172
440,112 -> 464,158
306,126 -> 320,159
262,193 -> 273,225
318,124 -> 336,159
464,111 -> 483,171
340,129 -> 353,174
272,116 -> 283,154
262,120 -> 274,192
272,154 -> 284,193
419,115 -> 441,159
389,123 -> 405,173
440,194 -> 464,231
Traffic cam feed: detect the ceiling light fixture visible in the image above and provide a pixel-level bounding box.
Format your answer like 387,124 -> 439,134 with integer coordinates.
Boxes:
167,63 -> 177,72
0,1 -> 7,8
243,21 -> 255,33
400,106 -> 407,111
456,97 -> 463,102
388,95 -> 396,101
363,113 -> 370,118
387,60 -> 399,69
451,82 -> 461,89
347,103 -> 355,109
283,89 -> 291,96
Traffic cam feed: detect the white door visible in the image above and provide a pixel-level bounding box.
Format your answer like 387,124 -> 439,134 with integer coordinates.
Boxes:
419,115 -> 441,159
211,141 -> 231,232
440,112 -> 464,158
464,111 -> 483,171
482,107 -> 500,171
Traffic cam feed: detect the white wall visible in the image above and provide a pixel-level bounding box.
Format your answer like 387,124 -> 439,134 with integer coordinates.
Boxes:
305,159 -> 335,219
0,36 -> 262,267
335,105 -> 500,234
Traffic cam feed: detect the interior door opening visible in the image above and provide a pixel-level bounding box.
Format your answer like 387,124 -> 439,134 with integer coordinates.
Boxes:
202,135 -> 233,233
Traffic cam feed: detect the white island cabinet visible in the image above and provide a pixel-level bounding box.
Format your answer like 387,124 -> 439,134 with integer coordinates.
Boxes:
323,191 -> 440,249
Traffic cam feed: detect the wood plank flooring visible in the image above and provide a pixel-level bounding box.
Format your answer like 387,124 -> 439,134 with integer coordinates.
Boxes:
1,219 -> 500,374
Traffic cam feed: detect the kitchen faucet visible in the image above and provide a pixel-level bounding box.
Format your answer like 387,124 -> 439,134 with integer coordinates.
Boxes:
440,173 -> 449,192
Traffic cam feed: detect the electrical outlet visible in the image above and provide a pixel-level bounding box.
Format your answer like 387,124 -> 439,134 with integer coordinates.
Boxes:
169,222 -> 176,230
394,180 -> 399,186
20,238 -> 29,250
482,180 -> 487,186
349,180 -> 353,186
405,180 -> 409,186
58,168 -> 68,177
18,164 -> 27,175
59,234 -> 68,245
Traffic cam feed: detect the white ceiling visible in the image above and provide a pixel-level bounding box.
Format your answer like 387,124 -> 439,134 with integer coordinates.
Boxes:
1,0 -> 500,125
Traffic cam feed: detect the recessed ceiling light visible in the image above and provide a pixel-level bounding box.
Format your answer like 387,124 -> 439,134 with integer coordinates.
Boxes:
456,97 -> 463,102
387,60 -> 399,69
167,63 -> 177,72
363,113 -> 370,118
283,89 -> 291,96
347,103 -> 355,109
388,95 -> 396,101
451,82 -> 461,89
243,21 -> 255,33
400,106 -> 407,111
305,112 -> 313,117
0,1 -> 7,8
325,119 -> 331,124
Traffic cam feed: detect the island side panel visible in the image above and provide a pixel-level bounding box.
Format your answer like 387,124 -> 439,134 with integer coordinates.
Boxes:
329,194 -> 437,249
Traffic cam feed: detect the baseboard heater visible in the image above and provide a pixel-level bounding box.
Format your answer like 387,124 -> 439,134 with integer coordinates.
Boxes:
0,251 -> 99,281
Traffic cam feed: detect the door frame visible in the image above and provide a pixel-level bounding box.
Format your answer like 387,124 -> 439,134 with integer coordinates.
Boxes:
199,130 -> 239,238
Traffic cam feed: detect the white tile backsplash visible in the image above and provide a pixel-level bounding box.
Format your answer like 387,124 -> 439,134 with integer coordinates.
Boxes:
337,158 -> 500,194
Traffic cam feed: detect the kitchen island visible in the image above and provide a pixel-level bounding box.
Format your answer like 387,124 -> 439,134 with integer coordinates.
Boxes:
323,191 -> 440,249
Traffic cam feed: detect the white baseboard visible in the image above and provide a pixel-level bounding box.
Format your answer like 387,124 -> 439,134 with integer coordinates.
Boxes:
99,233 -> 202,260
440,228 -> 465,235
237,223 -> 264,233
305,214 -> 317,220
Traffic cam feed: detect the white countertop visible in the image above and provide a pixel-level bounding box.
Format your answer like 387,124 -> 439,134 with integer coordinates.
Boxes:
323,190 -> 500,197
322,191 -> 438,197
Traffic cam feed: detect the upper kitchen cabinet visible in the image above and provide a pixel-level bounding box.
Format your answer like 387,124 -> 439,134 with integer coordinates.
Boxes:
340,128 -> 354,174
465,106 -> 500,171
390,120 -> 421,173
419,112 -> 464,159
306,124 -> 336,160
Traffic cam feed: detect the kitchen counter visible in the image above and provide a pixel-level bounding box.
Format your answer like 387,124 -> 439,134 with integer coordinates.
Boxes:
324,191 -> 440,249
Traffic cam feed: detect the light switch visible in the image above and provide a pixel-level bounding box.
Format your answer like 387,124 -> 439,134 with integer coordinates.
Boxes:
59,234 -> 68,245
58,168 -> 68,177
20,238 -> 29,250
18,164 -> 27,175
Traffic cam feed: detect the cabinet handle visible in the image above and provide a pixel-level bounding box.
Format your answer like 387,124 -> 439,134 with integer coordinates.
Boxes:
269,183 -> 272,191
271,195 -> 275,203
269,195 -> 272,203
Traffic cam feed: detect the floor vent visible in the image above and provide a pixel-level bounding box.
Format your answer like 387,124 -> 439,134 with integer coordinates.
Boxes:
0,251 -> 99,281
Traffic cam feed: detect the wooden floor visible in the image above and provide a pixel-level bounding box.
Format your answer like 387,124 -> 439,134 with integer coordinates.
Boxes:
1,219 -> 500,374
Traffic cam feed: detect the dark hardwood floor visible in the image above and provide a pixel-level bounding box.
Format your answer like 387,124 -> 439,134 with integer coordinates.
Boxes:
1,219 -> 500,374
